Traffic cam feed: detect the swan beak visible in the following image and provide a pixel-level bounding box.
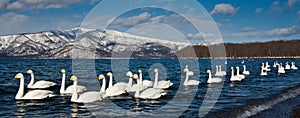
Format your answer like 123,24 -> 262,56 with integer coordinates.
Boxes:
14,74 -> 19,79
98,75 -> 104,80
70,76 -> 75,81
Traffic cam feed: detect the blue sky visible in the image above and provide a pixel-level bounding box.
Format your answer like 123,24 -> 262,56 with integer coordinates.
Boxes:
0,0 -> 299,43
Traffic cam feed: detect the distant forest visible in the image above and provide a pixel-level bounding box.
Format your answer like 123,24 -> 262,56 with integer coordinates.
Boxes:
176,40 -> 300,58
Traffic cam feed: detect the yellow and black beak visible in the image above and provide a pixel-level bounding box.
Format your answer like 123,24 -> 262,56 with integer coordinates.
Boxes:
70,76 -> 75,81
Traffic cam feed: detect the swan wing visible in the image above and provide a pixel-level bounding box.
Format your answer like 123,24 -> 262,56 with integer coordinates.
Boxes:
211,78 -> 223,83
126,84 -> 147,92
187,80 -> 200,85
156,81 -> 173,89
105,86 -> 125,97
31,80 -> 56,89
65,85 -> 87,93
76,91 -> 103,103
142,80 -> 153,87
139,88 -> 165,99
114,82 -> 128,89
22,90 -> 55,99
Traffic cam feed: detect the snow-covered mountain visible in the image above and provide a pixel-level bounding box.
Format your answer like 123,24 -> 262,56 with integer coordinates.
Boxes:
0,28 -> 190,58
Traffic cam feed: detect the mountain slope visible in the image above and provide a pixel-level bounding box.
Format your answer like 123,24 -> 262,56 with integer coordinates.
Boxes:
0,28 -> 189,58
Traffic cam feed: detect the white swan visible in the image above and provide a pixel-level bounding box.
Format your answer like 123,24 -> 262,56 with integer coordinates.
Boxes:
278,63 -> 285,74
26,70 -> 56,89
183,66 -> 200,85
218,65 -> 227,76
291,62 -> 298,70
214,65 -> 224,77
60,69 -> 86,94
230,67 -> 242,82
236,66 -> 245,79
153,68 -> 173,89
262,63 -> 271,72
138,70 -> 153,87
70,75 -> 106,103
105,72 -> 126,97
14,73 -> 55,100
132,74 -> 166,99
285,62 -> 291,70
206,70 -> 222,83
241,60 -> 244,64
242,65 -> 250,75
260,65 -> 267,76
125,73 -> 147,93
265,62 -> 270,68
273,61 -> 278,68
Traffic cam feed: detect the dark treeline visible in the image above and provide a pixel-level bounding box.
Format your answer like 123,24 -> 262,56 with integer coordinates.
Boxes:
176,40 -> 300,58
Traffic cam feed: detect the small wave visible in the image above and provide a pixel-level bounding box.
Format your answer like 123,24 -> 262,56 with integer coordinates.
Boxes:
238,86 -> 300,118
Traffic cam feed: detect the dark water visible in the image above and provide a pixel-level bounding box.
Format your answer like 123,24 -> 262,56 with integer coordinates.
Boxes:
0,59 -> 300,117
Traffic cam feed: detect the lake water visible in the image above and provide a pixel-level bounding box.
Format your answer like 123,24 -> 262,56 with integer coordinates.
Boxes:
0,59 -> 300,117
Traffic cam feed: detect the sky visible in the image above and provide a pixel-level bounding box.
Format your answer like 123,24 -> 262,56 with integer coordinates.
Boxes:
0,0 -> 299,43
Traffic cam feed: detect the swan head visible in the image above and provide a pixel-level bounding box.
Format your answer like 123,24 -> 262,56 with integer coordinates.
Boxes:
60,69 -> 66,73
26,70 -> 33,74
106,72 -> 112,77
138,70 -> 142,73
183,66 -> 189,73
236,66 -> 239,69
98,74 -> 105,80
125,71 -> 133,77
231,67 -> 233,70
131,74 -> 139,79
243,65 -> 245,67
154,68 -> 158,73
70,75 -> 77,81
14,73 -> 24,79
206,70 -> 211,73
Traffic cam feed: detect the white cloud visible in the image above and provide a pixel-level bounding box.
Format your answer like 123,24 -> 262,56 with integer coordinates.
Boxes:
0,12 -> 29,34
265,25 -> 300,37
255,8 -> 263,13
0,0 -> 10,10
210,3 -> 239,16
110,12 -> 151,28
4,0 -> 99,11
241,27 -> 255,32
186,32 -> 218,40
287,0 -> 297,8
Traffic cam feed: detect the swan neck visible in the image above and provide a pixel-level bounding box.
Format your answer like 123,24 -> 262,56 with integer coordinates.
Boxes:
109,76 -> 113,87
134,85 -> 140,98
236,68 -> 239,75
153,72 -> 158,88
60,73 -> 66,93
208,72 -> 212,81
231,69 -> 234,77
139,73 -> 143,85
184,73 -> 189,85
100,77 -> 106,93
28,73 -> 34,87
71,80 -> 78,102
127,77 -> 133,87
16,77 -> 25,99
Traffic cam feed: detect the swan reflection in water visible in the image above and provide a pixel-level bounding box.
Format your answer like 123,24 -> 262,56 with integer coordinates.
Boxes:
71,103 -> 78,117
15,101 -> 25,117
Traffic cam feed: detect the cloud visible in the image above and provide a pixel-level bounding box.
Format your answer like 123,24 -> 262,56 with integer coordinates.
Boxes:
210,3 -> 239,16
265,25 -> 300,37
110,12 -> 151,28
3,0 -> 99,11
185,32 -> 218,40
255,8 -> 263,13
241,27 -> 255,32
0,12 -> 29,34
287,0 -> 297,8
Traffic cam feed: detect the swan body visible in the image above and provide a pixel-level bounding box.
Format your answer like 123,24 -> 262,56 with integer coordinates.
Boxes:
206,70 -> 222,83
262,63 -> 271,72
14,73 -> 55,100
236,67 -> 245,79
132,75 -> 166,99
278,63 -> 285,74
230,67 -> 242,82
285,62 -> 291,70
125,73 -> 148,93
242,65 -> 250,75
60,69 -> 86,94
265,62 -> 270,68
105,72 -> 126,97
26,70 -> 56,89
70,75 -> 106,103
273,61 -> 278,68
138,70 -> 153,87
153,68 -> 173,89
291,62 -> 298,70
215,65 -> 226,76
260,65 -> 267,76
183,65 -> 200,85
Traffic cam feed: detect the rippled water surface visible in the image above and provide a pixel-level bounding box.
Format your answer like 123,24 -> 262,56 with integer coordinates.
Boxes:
0,59 -> 300,117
